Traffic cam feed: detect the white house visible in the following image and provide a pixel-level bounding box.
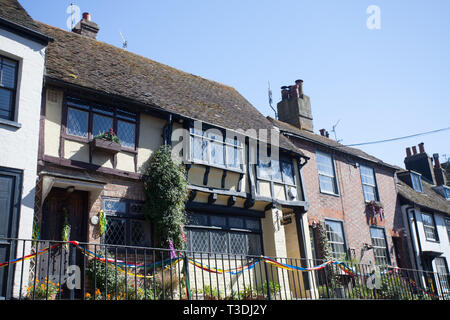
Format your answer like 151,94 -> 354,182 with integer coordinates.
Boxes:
397,144 -> 450,298
0,0 -> 51,299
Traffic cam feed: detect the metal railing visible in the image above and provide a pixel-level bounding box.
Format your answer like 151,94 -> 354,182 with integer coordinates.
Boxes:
0,238 -> 449,301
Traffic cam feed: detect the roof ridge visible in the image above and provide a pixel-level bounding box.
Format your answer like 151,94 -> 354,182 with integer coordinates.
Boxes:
35,20 -> 238,92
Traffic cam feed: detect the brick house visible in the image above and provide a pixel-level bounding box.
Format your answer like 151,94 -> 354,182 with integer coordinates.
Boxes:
269,80 -> 402,267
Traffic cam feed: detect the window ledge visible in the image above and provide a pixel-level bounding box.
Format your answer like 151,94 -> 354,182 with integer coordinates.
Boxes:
319,190 -> 340,198
0,118 -> 22,129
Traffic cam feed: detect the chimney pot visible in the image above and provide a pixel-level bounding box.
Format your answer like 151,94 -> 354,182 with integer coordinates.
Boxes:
406,147 -> 412,157
319,129 -> 326,136
325,131 -> 330,138
82,12 -> 91,21
433,153 -> 441,168
418,143 -> 425,153
412,146 -> 417,155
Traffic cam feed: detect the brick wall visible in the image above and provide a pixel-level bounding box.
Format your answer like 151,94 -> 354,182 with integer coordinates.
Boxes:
293,139 -> 400,265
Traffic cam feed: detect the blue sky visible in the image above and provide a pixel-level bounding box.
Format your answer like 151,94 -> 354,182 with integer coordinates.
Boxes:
21,0 -> 450,168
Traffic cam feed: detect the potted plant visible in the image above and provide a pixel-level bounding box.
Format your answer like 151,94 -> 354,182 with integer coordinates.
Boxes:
366,200 -> 385,221
91,128 -> 122,154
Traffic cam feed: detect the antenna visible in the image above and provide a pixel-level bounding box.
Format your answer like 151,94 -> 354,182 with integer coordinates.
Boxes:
119,31 -> 128,50
70,2 -> 75,30
268,81 -> 278,119
331,120 -> 343,143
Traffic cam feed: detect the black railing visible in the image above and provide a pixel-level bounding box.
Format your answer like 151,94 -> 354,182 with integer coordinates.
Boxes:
0,238 -> 449,301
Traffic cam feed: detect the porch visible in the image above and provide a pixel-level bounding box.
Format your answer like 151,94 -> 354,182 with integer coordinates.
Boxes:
0,238 -> 449,301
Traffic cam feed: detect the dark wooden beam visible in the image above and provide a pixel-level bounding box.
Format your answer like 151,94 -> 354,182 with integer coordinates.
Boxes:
188,190 -> 197,202
227,196 -> 236,207
208,193 -> 218,205
203,166 -> 210,185
244,198 -> 255,209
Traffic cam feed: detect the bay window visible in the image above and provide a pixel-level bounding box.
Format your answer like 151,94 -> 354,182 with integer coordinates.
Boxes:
189,127 -> 243,171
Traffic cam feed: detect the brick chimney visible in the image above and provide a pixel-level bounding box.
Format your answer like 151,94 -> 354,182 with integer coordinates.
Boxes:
277,79 -> 314,133
404,143 -> 436,185
432,153 -> 447,186
72,12 -> 99,39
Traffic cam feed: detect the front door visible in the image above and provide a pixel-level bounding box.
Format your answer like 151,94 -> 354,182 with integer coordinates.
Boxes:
0,168 -> 23,300
40,188 -> 88,299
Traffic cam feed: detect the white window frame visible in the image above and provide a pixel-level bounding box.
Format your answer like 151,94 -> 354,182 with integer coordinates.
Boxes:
360,165 -> 379,202
410,172 -> 423,193
189,127 -> 244,173
370,227 -> 390,265
316,151 -> 339,196
421,212 -> 439,242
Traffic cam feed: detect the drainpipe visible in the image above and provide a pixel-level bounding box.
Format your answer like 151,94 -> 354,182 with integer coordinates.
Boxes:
405,206 -> 420,271
410,207 -> 426,270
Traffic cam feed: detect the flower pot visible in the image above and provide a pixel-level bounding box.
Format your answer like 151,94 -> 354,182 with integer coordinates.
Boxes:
91,138 -> 122,155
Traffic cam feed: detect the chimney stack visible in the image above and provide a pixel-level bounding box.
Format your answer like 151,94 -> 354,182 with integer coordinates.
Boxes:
277,79 -> 314,133
72,12 -> 100,39
433,153 -> 447,186
320,129 -> 326,136
404,143 -> 437,185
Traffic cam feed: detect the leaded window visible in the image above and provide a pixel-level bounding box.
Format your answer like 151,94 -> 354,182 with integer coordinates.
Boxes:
324,220 -> 346,260
316,151 -> 338,195
102,198 -> 151,248
0,56 -> 18,121
360,165 -> 379,202
66,97 -> 137,149
185,213 -> 262,256
370,227 -> 390,265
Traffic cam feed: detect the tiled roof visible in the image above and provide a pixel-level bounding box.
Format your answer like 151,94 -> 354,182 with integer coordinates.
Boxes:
397,173 -> 450,216
0,0 -> 43,34
35,22 -> 304,156
268,117 -> 397,170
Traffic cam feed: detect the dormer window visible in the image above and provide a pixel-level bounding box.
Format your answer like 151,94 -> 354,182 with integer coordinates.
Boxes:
410,172 -> 423,193
444,187 -> 450,200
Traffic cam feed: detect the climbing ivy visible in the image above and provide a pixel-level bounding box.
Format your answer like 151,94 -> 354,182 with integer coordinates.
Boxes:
143,145 -> 188,250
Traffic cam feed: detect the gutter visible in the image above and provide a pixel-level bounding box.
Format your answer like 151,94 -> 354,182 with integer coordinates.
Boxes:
0,17 -> 53,45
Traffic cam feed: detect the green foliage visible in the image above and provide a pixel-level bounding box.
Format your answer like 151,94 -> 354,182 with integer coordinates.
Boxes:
143,145 -> 188,250
94,129 -> 120,144
86,254 -> 124,294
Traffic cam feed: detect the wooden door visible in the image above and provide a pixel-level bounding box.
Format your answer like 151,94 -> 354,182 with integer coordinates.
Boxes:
40,188 -> 88,299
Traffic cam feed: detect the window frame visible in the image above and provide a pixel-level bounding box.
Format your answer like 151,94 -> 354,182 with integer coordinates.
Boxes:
0,55 -> 19,122
410,172 -> 423,193
64,96 -> 138,151
369,226 -> 391,266
360,164 -> 380,203
189,126 -> 244,173
446,218 -> 450,243
324,219 -> 347,260
257,154 -> 296,187
101,197 -> 151,248
184,213 -> 263,257
421,212 -> 439,242
316,151 -> 339,196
